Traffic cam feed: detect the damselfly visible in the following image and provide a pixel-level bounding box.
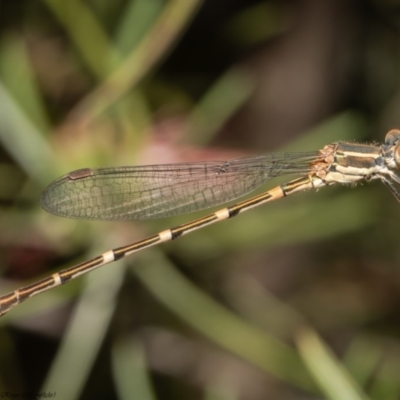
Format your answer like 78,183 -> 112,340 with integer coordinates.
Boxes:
2,130 -> 400,316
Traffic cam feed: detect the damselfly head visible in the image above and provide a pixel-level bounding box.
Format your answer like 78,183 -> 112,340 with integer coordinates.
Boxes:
383,129 -> 400,170
384,129 -> 400,146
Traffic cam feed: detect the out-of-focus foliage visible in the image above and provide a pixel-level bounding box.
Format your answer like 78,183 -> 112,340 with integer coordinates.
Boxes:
0,1 -> 400,399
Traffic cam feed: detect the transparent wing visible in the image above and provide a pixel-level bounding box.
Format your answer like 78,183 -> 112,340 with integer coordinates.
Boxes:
40,151 -> 318,220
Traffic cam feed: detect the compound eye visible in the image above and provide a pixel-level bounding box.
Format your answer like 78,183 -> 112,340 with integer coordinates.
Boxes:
395,143 -> 400,168
385,129 -> 400,146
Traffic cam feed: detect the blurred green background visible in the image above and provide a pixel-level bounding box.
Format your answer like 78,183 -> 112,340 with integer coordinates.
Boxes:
1,0 -> 400,399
